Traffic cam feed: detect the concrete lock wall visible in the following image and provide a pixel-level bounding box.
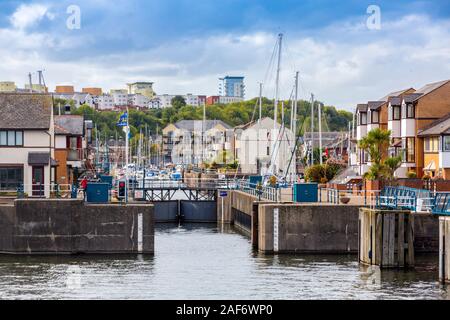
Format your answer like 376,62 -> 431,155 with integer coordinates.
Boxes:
414,213 -> 439,253
258,204 -> 360,254
0,199 -> 154,255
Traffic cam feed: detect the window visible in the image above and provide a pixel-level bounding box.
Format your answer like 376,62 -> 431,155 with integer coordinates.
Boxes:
0,167 -> 23,190
0,130 -> 23,146
371,110 -> 379,124
0,131 -> 6,145
359,112 -> 367,125
389,105 -> 401,121
443,136 -> 450,152
425,137 -> 439,153
267,147 -> 270,156
402,138 -> 415,162
406,104 -> 415,118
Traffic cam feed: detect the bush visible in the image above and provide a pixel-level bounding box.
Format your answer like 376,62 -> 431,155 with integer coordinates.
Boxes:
407,171 -> 417,179
305,163 -> 344,183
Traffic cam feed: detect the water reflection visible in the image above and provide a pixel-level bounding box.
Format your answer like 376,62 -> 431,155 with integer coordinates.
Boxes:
0,223 -> 448,300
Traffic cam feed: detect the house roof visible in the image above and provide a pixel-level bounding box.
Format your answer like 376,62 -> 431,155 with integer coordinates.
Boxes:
402,80 -> 450,104
54,115 -> 84,135
0,93 -> 52,129
367,101 -> 386,110
415,80 -> 450,97
356,104 -> 368,112
418,113 -> 450,136
379,88 -> 415,102
174,119 -> 232,131
404,93 -> 423,103
389,97 -> 402,106
28,152 -> 50,166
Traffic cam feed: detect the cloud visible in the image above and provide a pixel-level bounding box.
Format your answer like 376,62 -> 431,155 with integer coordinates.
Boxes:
0,2 -> 449,112
9,4 -> 54,30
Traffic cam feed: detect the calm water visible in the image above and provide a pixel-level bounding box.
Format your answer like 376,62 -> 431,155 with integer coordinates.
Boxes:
0,223 -> 448,300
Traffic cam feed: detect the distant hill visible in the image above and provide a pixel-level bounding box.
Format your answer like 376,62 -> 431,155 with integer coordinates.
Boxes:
66,97 -> 353,139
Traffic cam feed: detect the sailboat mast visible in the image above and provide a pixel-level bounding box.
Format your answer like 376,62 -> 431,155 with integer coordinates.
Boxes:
310,93 -> 315,167
274,33 -> 283,130
258,83 -> 262,174
319,102 -> 323,165
293,72 -> 299,139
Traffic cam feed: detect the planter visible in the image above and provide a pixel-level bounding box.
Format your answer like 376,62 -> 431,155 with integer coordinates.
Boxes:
340,197 -> 350,204
365,180 -> 382,195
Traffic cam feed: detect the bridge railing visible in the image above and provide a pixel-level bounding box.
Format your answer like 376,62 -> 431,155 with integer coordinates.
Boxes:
377,186 -> 434,212
234,180 -> 279,202
432,192 -> 450,216
135,178 -> 238,190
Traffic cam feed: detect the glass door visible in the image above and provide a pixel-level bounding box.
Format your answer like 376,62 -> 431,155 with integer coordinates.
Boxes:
32,166 -> 45,197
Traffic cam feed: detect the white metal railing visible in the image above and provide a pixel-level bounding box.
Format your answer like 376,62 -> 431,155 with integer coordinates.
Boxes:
0,183 -> 75,198
235,180 -> 279,202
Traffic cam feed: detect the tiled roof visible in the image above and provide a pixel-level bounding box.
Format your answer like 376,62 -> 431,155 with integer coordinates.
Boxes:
418,113 -> 450,136
54,115 -> 84,135
389,97 -> 402,106
367,101 -> 386,110
404,93 -> 423,103
379,88 -> 415,102
356,104 -> 368,112
415,80 -> 450,96
0,93 -> 52,129
28,152 -> 50,165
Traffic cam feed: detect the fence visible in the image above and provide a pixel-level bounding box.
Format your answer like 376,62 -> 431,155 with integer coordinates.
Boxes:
234,180 -> 280,202
7,184 -> 75,199
377,186 -> 434,212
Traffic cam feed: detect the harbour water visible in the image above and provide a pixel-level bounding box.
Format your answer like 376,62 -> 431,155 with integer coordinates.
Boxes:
0,223 -> 448,300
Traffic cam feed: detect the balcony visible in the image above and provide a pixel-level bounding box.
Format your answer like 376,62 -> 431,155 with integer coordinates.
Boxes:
67,148 -> 84,161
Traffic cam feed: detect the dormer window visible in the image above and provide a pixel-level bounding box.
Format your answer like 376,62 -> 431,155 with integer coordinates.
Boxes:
371,110 -> 379,124
402,103 -> 415,119
389,105 -> 401,121
358,112 -> 367,126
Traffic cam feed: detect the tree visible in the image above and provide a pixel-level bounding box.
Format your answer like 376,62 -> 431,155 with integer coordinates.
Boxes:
358,128 -> 401,181
171,96 -> 187,110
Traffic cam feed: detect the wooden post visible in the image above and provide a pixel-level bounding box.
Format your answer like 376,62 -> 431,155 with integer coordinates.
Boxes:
359,208 -> 414,268
439,216 -> 450,283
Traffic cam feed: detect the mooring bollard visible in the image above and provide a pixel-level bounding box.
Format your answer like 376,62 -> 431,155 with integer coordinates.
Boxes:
359,208 -> 414,268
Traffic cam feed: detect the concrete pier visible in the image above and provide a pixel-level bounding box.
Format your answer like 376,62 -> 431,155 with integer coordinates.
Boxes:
258,203 -> 360,253
218,190 -> 439,255
439,216 -> 450,283
0,199 -> 154,255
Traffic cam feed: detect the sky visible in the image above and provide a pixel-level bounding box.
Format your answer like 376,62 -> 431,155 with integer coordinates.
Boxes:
0,0 -> 449,110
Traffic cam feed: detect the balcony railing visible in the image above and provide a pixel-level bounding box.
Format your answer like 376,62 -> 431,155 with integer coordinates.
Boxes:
67,148 -> 85,161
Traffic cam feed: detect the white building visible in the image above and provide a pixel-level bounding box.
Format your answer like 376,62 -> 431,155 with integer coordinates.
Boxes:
235,117 -> 295,176
156,94 -> 205,108
0,93 -> 56,198
163,120 -> 232,165
218,96 -> 244,104
97,94 -> 115,110
111,92 -> 128,107
130,94 -> 150,109
54,93 -> 95,109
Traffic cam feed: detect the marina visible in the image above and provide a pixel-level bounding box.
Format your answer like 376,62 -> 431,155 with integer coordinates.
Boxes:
0,223 -> 447,300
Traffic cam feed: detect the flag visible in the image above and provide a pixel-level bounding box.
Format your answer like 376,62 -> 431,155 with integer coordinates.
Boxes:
117,112 -> 128,127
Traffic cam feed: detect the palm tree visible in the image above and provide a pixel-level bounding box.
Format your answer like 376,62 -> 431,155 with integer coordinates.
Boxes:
358,128 -> 395,181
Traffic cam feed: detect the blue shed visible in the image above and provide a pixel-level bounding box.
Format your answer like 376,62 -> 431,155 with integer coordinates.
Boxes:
86,183 -> 110,203
293,183 -> 318,203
